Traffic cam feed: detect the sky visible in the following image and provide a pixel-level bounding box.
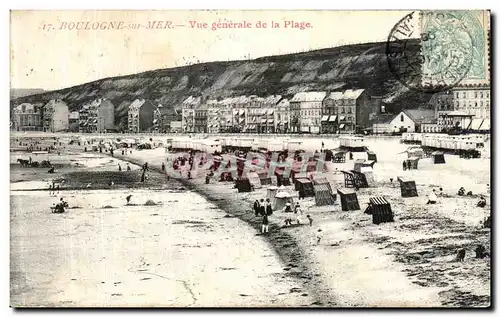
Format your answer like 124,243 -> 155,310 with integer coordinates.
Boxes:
10,10 -> 411,90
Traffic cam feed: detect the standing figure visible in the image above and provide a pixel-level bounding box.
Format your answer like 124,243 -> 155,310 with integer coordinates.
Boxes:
118,164 -> 122,172
261,214 -> 269,234
403,160 -> 407,171
253,199 -> 261,216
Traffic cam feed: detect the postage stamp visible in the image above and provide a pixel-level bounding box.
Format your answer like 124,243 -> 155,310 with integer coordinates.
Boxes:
386,10 -> 490,92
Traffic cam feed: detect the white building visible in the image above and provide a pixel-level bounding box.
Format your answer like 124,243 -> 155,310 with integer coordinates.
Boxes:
181,96 -> 200,133
42,99 -> 69,132
372,109 -> 435,134
452,86 -> 490,119
290,91 -> 326,133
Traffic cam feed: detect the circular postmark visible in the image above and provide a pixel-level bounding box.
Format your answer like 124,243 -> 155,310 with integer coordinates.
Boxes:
386,11 -> 474,93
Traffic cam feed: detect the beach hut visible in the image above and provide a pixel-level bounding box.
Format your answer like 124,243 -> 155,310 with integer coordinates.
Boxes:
353,159 -> 365,173
274,169 -> 291,186
367,151 -> 377,162
236,178 -> 253,193
397,177 -> 418,197
294,173 -> 309,190
360,167 -> 375,187
274,191 -> 294,211
247,172 -> 262,189
351,170 -> 369,188
432,151 -> 446,164
407,147 -> 424,159
257,170 -> 272,186
314,184 -> 336,206
369,196 -> 394,225
340,170 -> 356,188
406,157 -> 420,170
333,151 -> 346,163
295,179 -> 315,198
337,188 -> 360,211
266,186 -> 278,201
313,177 -> 333,193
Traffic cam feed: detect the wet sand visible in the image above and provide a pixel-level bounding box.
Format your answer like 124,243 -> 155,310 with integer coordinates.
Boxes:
10,150 -> 313,307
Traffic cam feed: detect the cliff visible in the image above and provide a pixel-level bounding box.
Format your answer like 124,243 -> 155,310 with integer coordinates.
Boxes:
11,40 -> 432,131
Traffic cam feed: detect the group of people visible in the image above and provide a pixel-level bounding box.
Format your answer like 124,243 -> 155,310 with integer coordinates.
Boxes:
254,199 -> 314,233
427,187 -> 489,208
253,198 -> 273,234
51,197 -> 68,213
118,163 -> 132,172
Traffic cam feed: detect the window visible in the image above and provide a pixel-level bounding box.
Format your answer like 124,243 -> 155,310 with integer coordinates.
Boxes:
400,114 -> 404,122
463,92 -> 466,98
480,92 -> 483,98
456,92 -> 459,98
475,92 -> 478,98
480,101 -> 483,106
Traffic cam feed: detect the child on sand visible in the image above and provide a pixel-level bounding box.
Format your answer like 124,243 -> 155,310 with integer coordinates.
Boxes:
261,214 -> 269,234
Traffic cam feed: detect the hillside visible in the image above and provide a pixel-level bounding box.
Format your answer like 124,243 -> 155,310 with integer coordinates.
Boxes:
11,40 -> 432,130
10,88 -> 46,99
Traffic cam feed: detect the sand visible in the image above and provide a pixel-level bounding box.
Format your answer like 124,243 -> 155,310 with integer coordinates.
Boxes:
116,136 -> 490,307
10,151 -> 312,307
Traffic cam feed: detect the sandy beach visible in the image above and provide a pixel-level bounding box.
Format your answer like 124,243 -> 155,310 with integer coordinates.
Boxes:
10,149 -> 313,307
113,136 -> 491,307
10,135 -> 491,307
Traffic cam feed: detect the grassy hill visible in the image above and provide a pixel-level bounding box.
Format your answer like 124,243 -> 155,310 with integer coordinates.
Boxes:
11,40 -> 432,131
10,88 -> 46,99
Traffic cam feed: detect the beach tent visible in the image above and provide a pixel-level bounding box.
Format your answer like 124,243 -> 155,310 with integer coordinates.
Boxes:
274,191 -> 294,212
360,167 -> 375,187
333,151 -> 346,163
369,196 -> 394,225
367,151 -> 377,162
341,170 -> 356,188
295,179 -> 315,198
247,171 -> 262,189
274,169 -> 291,186
432,151 -> 446,164
314,184 -> 336,206
266,186 -> 278,201
313,177 -> 333,193
294,174 -> 310,191
292,171 -> 308,183
407,147 -> 424,159
337,188 -> 360,211
256,170 -> 272,186
351,170 -> 369,188
236,178 -> 253,193
397,177 -> 418,197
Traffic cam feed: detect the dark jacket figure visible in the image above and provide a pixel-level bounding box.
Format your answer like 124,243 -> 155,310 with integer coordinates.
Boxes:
118,164 -> 122,172
253,200 -> 261,216
266,203 -> 273,216
162,162 -> 165,172
127,164 -> 131,171
456,248 -> 466,262
284,205 -> 292,213
458,187 -> 465,196
403,160 -> 407,171
475,245 -> 490,259
349,152 -> 353,160
262,214 -> 269,225
477,196 -> 486,208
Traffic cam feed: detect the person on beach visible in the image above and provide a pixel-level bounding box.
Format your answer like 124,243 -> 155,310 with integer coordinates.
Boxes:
294,202 -> 301,213
426,189 -> 437,205
458,187 -> 465,196
477,196 -> 487,208
118,164 -> 122,172
259,199 -> 266,216
261,214 -> 269,234
402,160 -> 407,171
265,199 -> 273,216
307,215 -> 313,226
283,203 -> 292,213
126,195 -> 132,205
253,200 -> 261,216
162,162 -> 165,172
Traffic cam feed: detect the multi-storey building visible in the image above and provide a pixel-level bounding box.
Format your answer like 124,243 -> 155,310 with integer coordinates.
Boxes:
274,98 -> 290,134
290,92 -> 326,134
42,99 -> 69,132
194,102 -> 208,133
259,95 -> 281,134
321,92 -> 343,134
78,98 -> 115,133
12,103 -> 43,131
245,95 -> 264,133
230,96 -> 248,132
206,100 -> 221,134
218,98 -> 234,132
162,107 -> 182,133
451,86 -> 490,119
181,96 -> 200,133
127,99 -> 156,133
338,89 -> 374,134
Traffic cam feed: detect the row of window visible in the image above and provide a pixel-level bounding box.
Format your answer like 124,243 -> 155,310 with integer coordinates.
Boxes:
455,91 -> 490,99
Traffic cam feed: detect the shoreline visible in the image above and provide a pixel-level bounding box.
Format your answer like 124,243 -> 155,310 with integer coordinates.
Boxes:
104,152 -> 334,306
